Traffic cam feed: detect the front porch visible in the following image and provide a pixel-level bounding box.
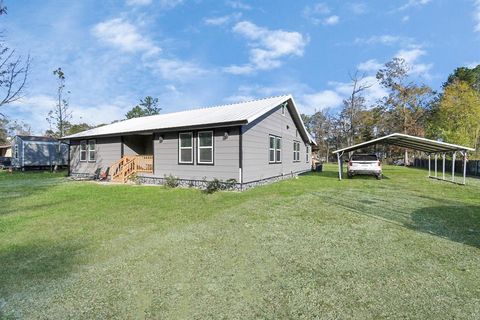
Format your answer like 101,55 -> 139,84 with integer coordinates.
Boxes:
109,134 -> 155,183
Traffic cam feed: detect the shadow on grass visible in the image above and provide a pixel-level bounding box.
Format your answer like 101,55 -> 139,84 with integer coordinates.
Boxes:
301,170 -> 389,180
409,206 -> 480,249
0,241 -> 85,296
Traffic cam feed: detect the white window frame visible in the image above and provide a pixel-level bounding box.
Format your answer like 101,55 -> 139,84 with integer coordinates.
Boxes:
179,132 -> 194,164
269,136 -> 276,163
281,103 -> 286,116
269,135 -> 282,164
306,145 -> 310,163
88,139 -> 96,162
14,144 -> 18,159
80,140 -> 87,162
293,141 -> 300,162
197,130 -> 214,165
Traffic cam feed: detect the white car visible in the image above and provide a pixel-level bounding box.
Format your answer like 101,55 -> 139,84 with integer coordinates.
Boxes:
347,154 -> 382,179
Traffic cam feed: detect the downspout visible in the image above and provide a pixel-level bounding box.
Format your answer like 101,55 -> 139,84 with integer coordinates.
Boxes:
239,125 -> 243,190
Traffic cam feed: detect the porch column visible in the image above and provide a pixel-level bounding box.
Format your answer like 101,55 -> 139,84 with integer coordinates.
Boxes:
463,151 -> 467,185
434,154 -> 438,178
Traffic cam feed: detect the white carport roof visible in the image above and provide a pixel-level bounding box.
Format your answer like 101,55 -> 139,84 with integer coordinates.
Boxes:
332,133 -> 474,185
333,133 -> 474,154
63,95 -> 316,145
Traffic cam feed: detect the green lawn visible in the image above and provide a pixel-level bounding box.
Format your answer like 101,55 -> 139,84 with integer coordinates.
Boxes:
1,166 -> 480,319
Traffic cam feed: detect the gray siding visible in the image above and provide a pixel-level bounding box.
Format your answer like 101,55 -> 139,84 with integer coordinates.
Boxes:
11,137 -> 68,168
153,127 -> 240,181
70,136 -> 121,175
242,104 -> 311,183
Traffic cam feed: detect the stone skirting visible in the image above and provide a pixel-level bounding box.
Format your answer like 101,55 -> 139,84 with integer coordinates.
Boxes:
137,170 -> 310,191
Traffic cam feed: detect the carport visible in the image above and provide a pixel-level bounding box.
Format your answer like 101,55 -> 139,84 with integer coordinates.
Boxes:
332,133 -> 475,185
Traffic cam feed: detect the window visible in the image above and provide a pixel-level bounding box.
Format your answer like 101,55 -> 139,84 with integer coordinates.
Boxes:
14,145 -> 18,159
80,140 -> 87,162
281,103 -> 286,116
269,135 -> 282,163
198,131 -> 214,164
179,132 -> 193,164
88,140 -> 96,162
293,141 -> 300,162
306,145 -> 310,163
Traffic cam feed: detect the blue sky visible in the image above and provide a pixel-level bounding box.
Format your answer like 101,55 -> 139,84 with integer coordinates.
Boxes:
2,0 -> 480,133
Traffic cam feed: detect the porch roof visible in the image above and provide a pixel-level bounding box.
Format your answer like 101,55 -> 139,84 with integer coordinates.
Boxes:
62,95 -> 316,145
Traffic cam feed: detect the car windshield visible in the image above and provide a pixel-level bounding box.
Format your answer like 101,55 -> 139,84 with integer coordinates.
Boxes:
352,154 -> 378,161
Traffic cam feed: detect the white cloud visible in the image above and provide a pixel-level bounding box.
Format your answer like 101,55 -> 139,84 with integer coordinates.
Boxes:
357,59 -> 383,72
466,61 -> 480,68
398,0 -> 432,11
147,58 -> 207,81
301,90 -> 344,112
125,0 -> 152,5
226,1 -> 251,10
303,3 -> 341,26
324,15 -> 340,25
354,35 -> 404,45
92,18 -> 161,55
474,0 -> 480,32
225,21 -> 308,74
402,15 -> 410,22
7,95 -> 131,134
348,2 -> 367,14
394,46 -> 433,76
204,13 -> 242,26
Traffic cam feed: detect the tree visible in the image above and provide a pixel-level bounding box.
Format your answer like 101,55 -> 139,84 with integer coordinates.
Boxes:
125,96 -> 161,119
376,58 -> 432,164
0,1 -> 30,113
46,68 -> 71,137
338,71 -> 372,148
429,80 -> 480,156
444,65 -> 480,91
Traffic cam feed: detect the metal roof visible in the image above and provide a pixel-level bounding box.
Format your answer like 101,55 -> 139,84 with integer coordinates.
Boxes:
17,135 -> 59,142
332,133 -> 475,154
63,95 -> 316,145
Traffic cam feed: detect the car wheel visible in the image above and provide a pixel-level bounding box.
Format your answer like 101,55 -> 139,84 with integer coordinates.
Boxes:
376,174 -> 382,180
347,173 -> 353,179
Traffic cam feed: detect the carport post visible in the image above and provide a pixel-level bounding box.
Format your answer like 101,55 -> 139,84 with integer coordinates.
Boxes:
337,152 -> 343,181
463,151 -> 467,185
452,152 -> 456,183
442,153 -> 446,180
434,154 -> 438,178
428,154 -> 431,177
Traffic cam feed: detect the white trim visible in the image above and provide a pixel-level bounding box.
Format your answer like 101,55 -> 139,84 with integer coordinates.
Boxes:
80,140 -> 87,162
269,135 -> 282,164
293,140 -> 300,162
179,132 -> 194,164
88,139 -> 96,162
197,130 -> 214,164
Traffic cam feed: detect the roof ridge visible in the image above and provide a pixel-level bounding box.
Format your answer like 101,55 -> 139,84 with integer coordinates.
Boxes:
114,94 -> 291,122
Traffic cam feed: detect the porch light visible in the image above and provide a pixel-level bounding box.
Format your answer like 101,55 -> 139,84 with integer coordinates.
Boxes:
158,135 -> 164,143
224,130 -> 229,140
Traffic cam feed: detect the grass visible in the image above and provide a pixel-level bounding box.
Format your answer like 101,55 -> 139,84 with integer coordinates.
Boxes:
1,165 -> 480,319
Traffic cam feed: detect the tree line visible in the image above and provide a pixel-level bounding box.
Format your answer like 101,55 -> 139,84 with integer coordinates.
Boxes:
302,61 -> 480,162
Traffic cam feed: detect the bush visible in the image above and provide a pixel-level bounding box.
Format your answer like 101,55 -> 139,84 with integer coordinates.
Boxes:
164,174 -> 179,188
204,178 -> 222,194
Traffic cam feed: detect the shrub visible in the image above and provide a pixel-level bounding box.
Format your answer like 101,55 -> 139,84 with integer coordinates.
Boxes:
129,173 -> 141,185
204,178 -> 222,194
164,174 -> 179,188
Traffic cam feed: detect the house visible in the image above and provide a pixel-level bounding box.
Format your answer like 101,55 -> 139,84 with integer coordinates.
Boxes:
63,95 -> 316,189
0,144 -> 11,157
10,135 -> 69,170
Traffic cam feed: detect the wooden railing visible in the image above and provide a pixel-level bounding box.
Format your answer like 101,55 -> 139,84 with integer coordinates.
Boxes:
110,155 -> 153,183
